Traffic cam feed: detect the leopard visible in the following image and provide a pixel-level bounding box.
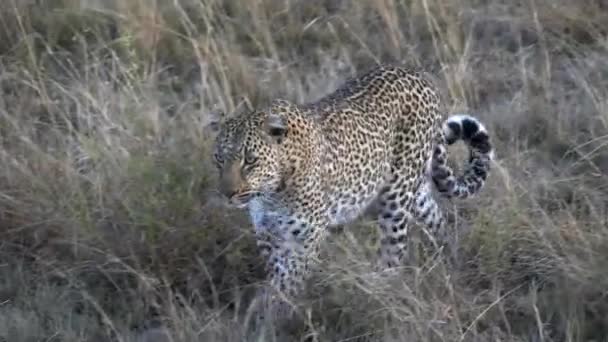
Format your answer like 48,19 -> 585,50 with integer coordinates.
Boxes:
209,65 -> 494,319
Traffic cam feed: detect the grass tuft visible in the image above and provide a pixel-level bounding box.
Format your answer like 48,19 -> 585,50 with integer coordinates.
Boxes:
1,0 -> 607,341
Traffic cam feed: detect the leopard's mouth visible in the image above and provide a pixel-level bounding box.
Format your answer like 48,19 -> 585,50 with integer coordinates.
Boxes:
229,191 -> 255,208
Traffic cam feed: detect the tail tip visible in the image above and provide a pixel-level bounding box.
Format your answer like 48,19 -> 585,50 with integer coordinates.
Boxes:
444,114 -> 494,159
444,114 -> 489,140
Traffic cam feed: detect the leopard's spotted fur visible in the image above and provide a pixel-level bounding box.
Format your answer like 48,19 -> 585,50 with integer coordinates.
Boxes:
211,65 -> 493,317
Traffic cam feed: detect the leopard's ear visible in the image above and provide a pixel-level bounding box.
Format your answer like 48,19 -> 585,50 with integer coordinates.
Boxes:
203,111 -> 225,137
263,99 -> 298,144
264,112 -> 288,141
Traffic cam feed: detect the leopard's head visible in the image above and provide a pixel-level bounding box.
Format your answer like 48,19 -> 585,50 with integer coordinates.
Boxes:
210,100 -> 304,208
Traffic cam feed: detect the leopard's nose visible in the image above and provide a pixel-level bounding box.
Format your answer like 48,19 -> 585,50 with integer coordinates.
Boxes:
218,178 -> 235,198
219,185 -> 237,199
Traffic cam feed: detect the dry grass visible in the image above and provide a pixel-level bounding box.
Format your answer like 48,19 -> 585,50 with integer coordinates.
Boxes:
0,0 -> 607,341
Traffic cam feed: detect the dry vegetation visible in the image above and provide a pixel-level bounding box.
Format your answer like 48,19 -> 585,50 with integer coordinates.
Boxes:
1,0 -> 608,341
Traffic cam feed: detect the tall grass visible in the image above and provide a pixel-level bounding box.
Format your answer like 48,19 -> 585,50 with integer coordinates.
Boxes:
0,0 -> 607,341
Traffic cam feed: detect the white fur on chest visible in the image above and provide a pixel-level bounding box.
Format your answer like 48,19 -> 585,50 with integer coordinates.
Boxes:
248,198 -> 267,231
247,197 -> 292,240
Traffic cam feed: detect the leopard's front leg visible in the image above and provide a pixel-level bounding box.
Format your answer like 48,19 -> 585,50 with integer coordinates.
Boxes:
255,214 -> 328,323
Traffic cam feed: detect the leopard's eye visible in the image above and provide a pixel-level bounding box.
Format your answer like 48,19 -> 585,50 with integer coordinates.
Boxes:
244,149 -> 258,165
